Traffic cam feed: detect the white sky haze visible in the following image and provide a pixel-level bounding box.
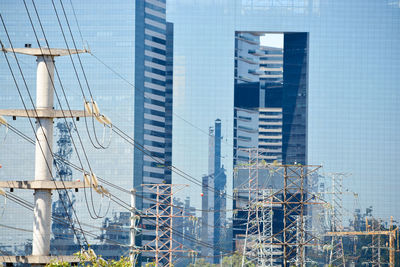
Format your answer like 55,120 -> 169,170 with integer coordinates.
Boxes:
260,33 -> 284,48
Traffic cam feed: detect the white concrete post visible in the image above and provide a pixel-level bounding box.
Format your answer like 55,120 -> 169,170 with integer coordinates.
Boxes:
32,55 -> 55,256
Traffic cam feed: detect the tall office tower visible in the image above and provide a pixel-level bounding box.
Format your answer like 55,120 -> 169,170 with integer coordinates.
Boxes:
234,33 -> 308,165
201,126 -> 216,261
282,33 -> 308,165
259,46 -> 284,109
234,32 -> 308,165
165,22 -> 173,183
233,32 -> 262,246
212,119 -> 227,263
258,107 -> 283,163
133,0 -> 174,262
201,120 -> 227,263
234,32 -> 262,166
259,46 -> 284,163
233,32 -> 309,251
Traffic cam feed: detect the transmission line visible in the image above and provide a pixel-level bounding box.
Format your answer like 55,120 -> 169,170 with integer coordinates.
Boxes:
24,0 -> 111,220
0,13 -> 87,248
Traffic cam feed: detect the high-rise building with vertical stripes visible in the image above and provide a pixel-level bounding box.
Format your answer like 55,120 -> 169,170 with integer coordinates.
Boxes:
133,0 -> 173,263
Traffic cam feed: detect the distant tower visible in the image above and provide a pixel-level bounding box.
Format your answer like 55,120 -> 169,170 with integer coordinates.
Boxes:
213,119 -> 226,263
201,120 -> 227,263
201,125 -> 215,260
51,122 -> 79,255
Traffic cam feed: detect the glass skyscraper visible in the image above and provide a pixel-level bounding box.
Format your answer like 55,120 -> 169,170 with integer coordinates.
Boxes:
167,0 -> 400,223
166,0 -> 400,262
0,0 -> 399,265
133,2 -> 174,262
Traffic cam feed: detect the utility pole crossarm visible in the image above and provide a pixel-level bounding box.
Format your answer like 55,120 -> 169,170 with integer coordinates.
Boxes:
326,230 -> 397,237
0,180 -> 89,190
1,47 -> 88,56
0,109 -> 90,118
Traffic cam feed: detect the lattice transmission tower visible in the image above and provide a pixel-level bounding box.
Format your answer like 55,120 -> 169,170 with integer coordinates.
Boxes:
363,218 -> 383,267
236,148 -> 322,267
141,184 -> 192,267
327,173 -> 347,267
237,149 -> 278,267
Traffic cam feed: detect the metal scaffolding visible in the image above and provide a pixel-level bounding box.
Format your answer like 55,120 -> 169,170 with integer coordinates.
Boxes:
141,184 -> 191,267
261,189 -> 277,266
327,173 -> 347,267
363,218 -> 383,267
278,164 -> 322,266
326,226 -> 398,267
235,148 -> 322,267
238,149 -> 267,266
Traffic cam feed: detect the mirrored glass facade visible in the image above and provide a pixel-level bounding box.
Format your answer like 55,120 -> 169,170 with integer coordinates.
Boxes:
167,0 -> 400,223
0,0 -> 399,265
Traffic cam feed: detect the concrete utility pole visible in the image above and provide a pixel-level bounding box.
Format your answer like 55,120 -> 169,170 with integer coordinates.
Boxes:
33,51 -> 56,257
0,47 -> 89,265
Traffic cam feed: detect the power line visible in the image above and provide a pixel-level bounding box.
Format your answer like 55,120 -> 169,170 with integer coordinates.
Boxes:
1,9 -> 88,247
58,0 -> 235,198
68,0 -> 85,49
3,123 -> 233,255
88,51 -> 214,139
25,0 -> 112,220
36,0 -> 236,202
111,124 -> 236,200
6,122 -> 238,216
2,192 -> 130,248
1,3 -> 237,260
1,191 -> 232,255
55,0 -> 110,150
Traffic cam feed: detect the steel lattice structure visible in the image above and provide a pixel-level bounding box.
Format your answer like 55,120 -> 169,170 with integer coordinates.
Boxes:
326,226 -> 398,267
238,149 -> 269,266
141,184 -> 191,267
370,219 -> 382,267
278,164 -> 322,266
236,148 -> 323,267
327,173 -> 347,267
363,218 -> 383,267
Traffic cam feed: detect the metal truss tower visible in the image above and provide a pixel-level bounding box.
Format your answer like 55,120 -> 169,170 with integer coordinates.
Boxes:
239,148 -> 265,266
51,122 -> 78,253
261,189 -> 277,266
363,218 -> 383,267
370,219 -> 382,267
279,164 -> 321,267
326,225 -> 398,267
141,184 -> 191,267
327,173 -> 347,267
236,148 -> 322,267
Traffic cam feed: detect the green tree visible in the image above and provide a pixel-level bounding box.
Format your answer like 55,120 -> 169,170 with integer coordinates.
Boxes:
46,249 -> 132,267
188,258 -> 213,267
188,253 -> 255,267
221,253 -> 255,267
